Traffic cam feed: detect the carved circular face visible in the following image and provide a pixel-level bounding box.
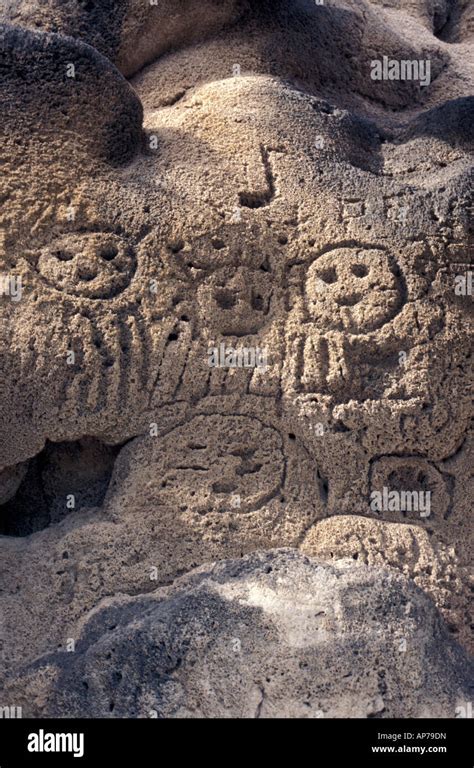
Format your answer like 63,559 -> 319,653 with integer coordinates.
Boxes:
153,415 -> 284,515
305,247 -> 403,333
35,232 -> 136,299
370,456 -> 450,521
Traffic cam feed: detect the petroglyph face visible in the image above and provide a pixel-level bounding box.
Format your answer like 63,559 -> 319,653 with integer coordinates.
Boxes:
198,266 -> 274,337
34,233 -> 137,300
130,415 -> 286,516
370,456 -> 450,521
1,0 -> 473,700
305,247 -> 404,334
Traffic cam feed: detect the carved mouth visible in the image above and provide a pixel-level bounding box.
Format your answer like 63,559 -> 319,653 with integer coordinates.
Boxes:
336,294 -> 362,307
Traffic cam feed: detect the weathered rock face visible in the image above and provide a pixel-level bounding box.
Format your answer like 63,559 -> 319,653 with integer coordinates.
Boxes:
6,551 -> 473,718
0,0 -> 472,715
1,0 -> 246,77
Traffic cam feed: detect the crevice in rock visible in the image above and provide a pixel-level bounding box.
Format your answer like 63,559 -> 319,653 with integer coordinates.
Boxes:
238,145 -> 276,209
254,685 -> 266,718
433,0 -> 460,42
0,438 -> 122,537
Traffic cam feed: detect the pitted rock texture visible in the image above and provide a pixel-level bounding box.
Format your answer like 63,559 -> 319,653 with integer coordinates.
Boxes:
0,461 -> 28,506
5,551 -> 473,718
36,233 -> 138,300
2,0 -> 246,77
301,516 -> 469,642
0,405 -> 326,670
304,247 -> 405,334
0,0 -> 473,713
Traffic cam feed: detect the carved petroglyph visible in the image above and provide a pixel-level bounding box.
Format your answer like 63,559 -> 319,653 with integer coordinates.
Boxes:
305,246 -> 404,334
287,245 -> 406,397
369,455 -> 451,521
1,0 -> 473,706
198,266 -> 275,338
33,232 -> 137,300
142,415 -> 286,516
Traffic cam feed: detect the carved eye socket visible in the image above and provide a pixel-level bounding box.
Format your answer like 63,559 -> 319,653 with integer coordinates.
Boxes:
214,289 -> 236,310
100,245 -> 118,261
53,250 -> 73,262
251,293 -> 264,311
316,267 -> 337,284
351,264 -> 369,278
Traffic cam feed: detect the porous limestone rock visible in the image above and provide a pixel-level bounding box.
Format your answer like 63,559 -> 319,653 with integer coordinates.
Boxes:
302,515 -> 471,648
1,0 -> 246,77
0,0 -> 473,712
6,551 -> 473,718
